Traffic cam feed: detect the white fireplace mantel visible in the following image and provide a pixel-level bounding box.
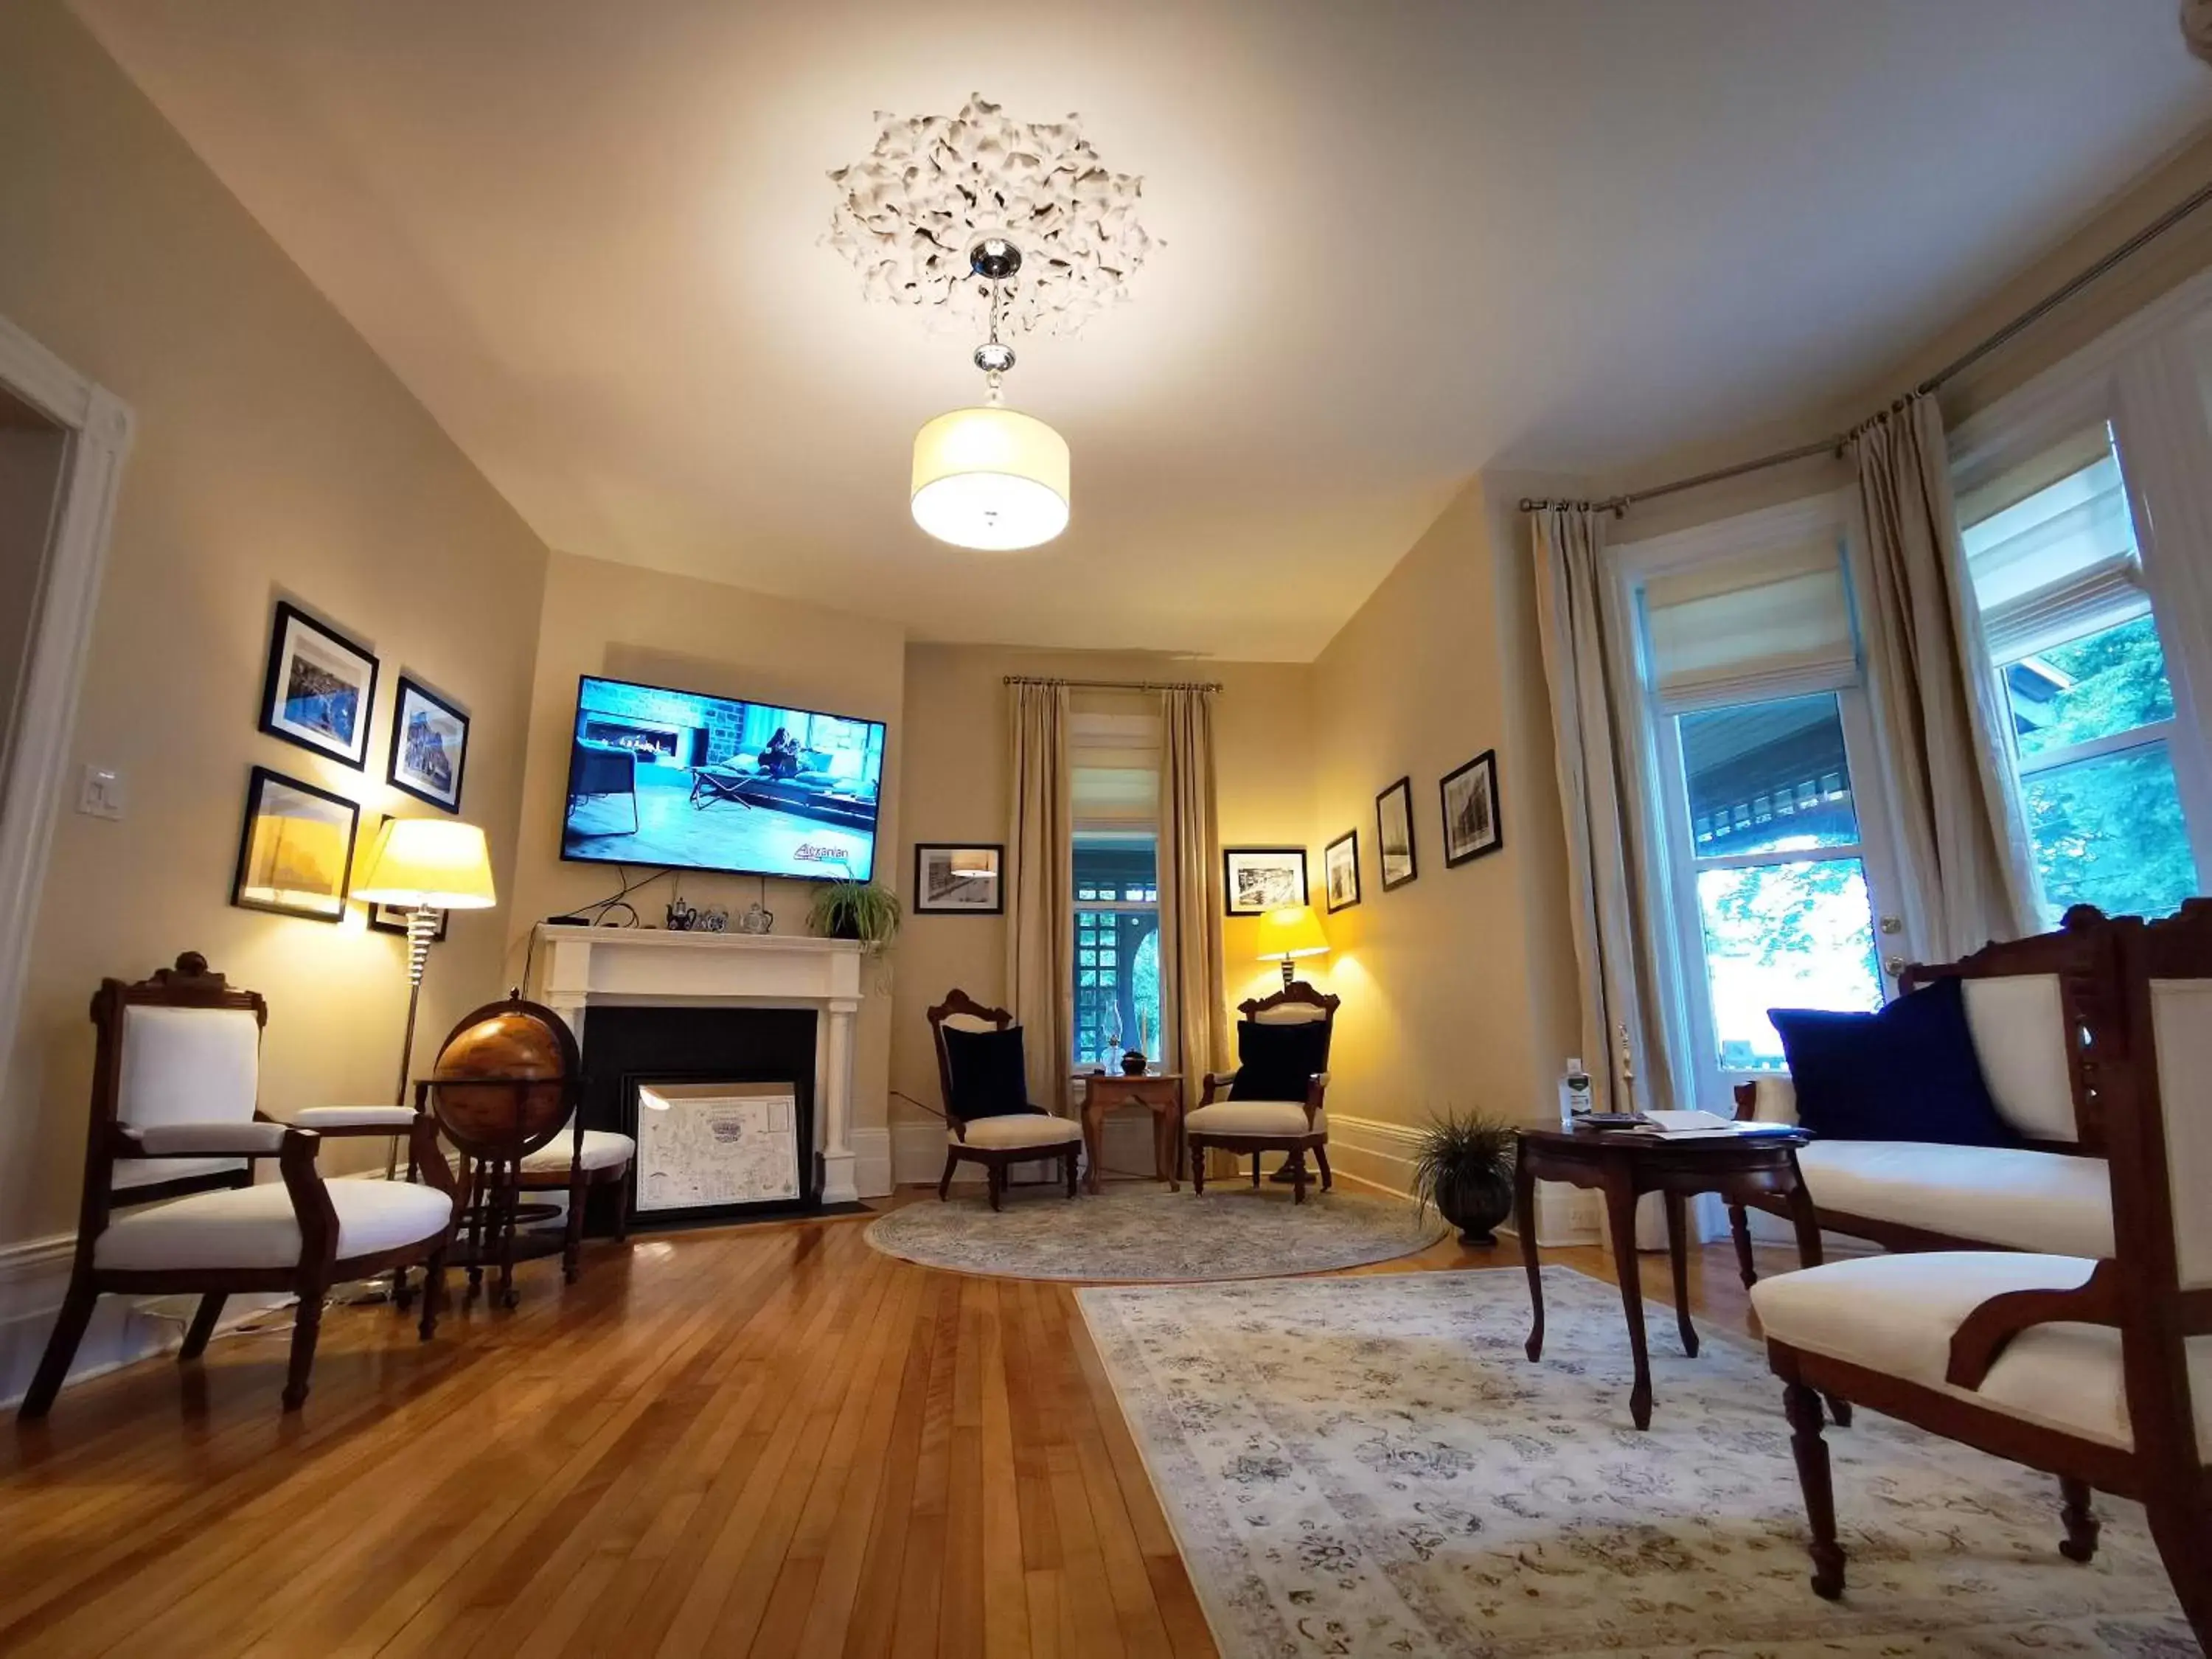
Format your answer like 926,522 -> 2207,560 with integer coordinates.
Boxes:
526,924 -> 865,1205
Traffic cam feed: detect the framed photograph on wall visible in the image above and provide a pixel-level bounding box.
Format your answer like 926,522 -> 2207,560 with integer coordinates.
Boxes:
388,675 -> 469,812
1441,750 -> 1503,866
368,902 -> 448,942
914,843 -> 1004,914
231,765 -> 360,922
1323,830 -> 1361,913
258,600 -> 378,768
1222,846 -> 1307,916
1375,776 -> 1418,891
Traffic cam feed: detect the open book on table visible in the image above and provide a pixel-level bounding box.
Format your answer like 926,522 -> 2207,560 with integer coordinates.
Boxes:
1623,1109 -> 1798,1141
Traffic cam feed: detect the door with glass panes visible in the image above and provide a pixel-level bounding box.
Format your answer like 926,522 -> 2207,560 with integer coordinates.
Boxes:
1634,527 -> 1909,1107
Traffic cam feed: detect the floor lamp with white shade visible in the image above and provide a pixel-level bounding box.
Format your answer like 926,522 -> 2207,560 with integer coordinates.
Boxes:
354,818 -> 498,1172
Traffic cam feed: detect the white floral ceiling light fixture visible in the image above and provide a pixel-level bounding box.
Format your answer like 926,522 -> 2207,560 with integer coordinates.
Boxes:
826,96 -> 1156,551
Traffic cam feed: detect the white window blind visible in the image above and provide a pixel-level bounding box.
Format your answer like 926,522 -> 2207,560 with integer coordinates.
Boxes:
1640,540 -> 1856,709
1071,703 -> 1159,827
1958,424 -> 2146,663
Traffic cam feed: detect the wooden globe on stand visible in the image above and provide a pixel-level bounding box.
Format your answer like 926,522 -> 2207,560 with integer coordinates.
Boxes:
423,995 -> 581,1307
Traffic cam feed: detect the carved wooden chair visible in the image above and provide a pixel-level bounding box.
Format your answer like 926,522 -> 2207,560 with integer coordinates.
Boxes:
1750,904 -> 2208,1644
927,990 -> 1082,1211
1186,981 -> 1338,1203
19,953 -> 460,1418
511,1111 -> 633,1284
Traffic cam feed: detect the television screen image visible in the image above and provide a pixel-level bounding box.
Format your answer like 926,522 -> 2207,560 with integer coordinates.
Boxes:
561,676 -> 886,881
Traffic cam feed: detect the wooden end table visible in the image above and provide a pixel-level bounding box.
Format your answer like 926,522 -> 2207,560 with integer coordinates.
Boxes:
1514,1124 -> 1822,1430
1074,1072 -> 1184,1194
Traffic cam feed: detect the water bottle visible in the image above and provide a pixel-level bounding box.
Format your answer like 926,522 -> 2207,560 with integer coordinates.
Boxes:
1560,1058 -> 1593,1127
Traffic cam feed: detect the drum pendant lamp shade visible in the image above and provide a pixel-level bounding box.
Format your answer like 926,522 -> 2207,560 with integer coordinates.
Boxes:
911,406 -> 1070,551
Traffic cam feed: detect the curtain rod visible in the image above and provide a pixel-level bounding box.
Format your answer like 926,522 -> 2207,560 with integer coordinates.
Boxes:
1520,174 -> 2212,518
1003,675 -> 1224,692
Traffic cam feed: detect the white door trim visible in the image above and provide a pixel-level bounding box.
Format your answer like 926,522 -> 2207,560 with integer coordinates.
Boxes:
0,313 -> 132,1077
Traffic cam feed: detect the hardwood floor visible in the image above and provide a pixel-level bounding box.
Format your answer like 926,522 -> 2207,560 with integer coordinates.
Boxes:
0,1190 -> 1802,1658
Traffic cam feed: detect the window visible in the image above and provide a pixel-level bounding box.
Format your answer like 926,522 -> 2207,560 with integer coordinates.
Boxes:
1071,702 -> 1163,1068
1074,834 -> 1161,1068
1624,505 -> 1905,1102
1958,424 -> 2201,922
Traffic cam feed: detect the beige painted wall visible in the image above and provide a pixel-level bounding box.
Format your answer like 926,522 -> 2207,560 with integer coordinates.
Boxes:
1305,476 -> 1582,1159
0,0 -> 551,1245
507,552 -> 906,1176
891,647 -> 1315,1132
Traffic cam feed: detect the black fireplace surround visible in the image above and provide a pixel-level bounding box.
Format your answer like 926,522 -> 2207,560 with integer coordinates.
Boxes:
575,1004 -> 819,1234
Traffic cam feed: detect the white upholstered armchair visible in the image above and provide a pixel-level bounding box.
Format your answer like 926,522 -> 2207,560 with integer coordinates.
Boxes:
1186,981 -> 1338,1203
928,990 -> 1083,1210
19,953 -> 459,1418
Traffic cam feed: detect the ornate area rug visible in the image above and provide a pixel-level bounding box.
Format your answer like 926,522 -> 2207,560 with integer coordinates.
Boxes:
1079,1266 -> 2194,1657
863,1186 -> 1446,1282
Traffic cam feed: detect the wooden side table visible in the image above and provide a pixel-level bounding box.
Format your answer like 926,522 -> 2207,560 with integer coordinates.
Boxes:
1514,1124 -> 1822,1430
1074,1072 -> 1184,1194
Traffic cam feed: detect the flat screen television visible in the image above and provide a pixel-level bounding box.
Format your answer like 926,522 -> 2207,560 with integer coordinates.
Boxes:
561,675 -> 886,882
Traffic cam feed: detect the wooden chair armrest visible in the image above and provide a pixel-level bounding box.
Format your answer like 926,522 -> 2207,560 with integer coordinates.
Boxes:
1304,1071 -> 1331,1114
406,1116 -> 460,1207
1198,1073 -> 1235,1107
116,1120 -> 292,1158
1732,1082 -> 1759,1122
290,1105 -> 420,1135
1946,1260 -> 2121,1389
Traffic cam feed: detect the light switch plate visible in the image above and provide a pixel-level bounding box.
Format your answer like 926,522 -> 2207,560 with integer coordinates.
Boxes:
77,764 -> 124,820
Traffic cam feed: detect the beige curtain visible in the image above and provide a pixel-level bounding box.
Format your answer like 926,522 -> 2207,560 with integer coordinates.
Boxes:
1005,681 -> 1074,1113
1853,397 -> 2035,959
1531,506 -> 1686,1120
1158,686 -> 1228,1081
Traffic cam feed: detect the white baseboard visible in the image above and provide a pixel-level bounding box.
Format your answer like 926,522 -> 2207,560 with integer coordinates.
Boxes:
0,1231 -> 189,1411
850,1125 -> 892,1199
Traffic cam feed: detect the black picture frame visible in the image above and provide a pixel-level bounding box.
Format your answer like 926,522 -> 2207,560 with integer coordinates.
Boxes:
1375,776 -> 1418,892
257,599 -> 379,769
913,842 -> 1005,914
1222,846 -> 1308,917
1440,750 -> 1503,867
1323,829 -> 1361,914
387,674 -> 469,813
230,765 -> 361,923
368,902 -> 449,942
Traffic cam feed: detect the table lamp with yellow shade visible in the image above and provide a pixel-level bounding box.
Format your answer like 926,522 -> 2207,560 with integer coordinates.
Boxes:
1254,903 -> 1329,990
355,818 -> 498,1113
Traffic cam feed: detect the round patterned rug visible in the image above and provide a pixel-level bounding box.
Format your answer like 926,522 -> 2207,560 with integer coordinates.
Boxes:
863,1185 -> 1449,1282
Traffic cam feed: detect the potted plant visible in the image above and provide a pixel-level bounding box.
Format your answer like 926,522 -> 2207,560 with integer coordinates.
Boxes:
808,878 -> 901,957
1410,1111 -> 1517,1246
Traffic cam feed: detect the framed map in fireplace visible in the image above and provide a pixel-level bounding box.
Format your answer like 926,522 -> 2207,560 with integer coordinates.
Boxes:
633,1079 -> 804,1218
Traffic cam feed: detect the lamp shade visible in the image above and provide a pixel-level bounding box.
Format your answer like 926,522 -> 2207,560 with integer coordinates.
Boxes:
355,818 -> 498,910
1254,903 -> 1329,963
911,406 -> 1070,551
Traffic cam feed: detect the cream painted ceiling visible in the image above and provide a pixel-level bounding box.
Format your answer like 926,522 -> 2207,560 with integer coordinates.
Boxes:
72,1 -> 2212,659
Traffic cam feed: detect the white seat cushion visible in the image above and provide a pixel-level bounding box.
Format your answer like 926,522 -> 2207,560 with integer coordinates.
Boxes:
1795,1140 -> 2111,1257
96,1179 -> 453,1273
1185,1101 -> 1326,1138
521,1129 -> 635,1173
1751,1251 -> 2211,1455
956,1114 -> 1082,1150
291,1105 -> 419,1130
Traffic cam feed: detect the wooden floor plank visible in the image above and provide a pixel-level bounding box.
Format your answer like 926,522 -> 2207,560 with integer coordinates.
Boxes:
0,1188 -> 1814,1659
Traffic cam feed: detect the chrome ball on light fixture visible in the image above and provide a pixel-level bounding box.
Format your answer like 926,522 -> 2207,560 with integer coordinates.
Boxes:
911,237 -> 1070,552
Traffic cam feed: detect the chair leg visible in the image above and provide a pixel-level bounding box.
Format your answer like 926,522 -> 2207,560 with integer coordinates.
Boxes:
282,1293 -> 324,1412
180,1293 -> 227,1361
939,1149 -> 959,1201
1250,1154 -> 1261,1189
1065,1147 -> 1079,1198
563,1172 -> 588,1284
19,1276 -> 99,1419
392,1266 -> 414,1312
613,1169 -> 632,1243
1290,1153 -> 1307,1205
418,1251 -> 444,1342
2059,1476 -> 2099,1563
2145,1496 -> 2212,1650
987,1162 -> 1004,1213
1190,1139 -> 1206,1196
1783,1381 -> 1846,1599
1313,1145 -> 1332,1192
1728,1203 -> 1757,1289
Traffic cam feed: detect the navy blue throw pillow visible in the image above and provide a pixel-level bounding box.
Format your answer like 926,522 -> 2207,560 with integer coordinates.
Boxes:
1231,1018 -> 1331,1102
940,1025 -> 1036,1119
1768,976 -> 2017,1147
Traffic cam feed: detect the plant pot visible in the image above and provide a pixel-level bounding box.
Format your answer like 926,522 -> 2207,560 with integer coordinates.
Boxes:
827,912 -> 863,941
1434,1166 -> 1514,1247
1119,1051 -> 1148,1076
